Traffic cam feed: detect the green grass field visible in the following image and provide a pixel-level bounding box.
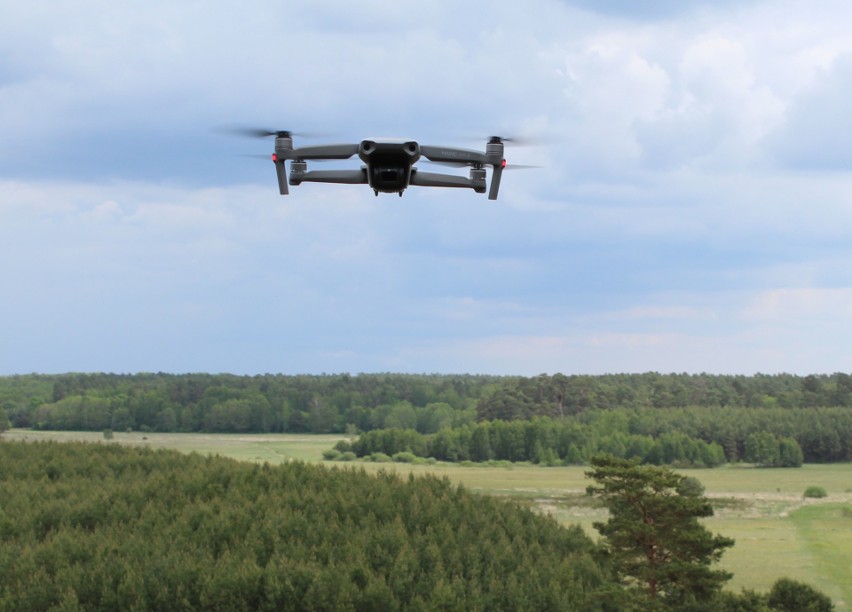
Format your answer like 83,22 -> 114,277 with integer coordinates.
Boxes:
5,429 -> 850,609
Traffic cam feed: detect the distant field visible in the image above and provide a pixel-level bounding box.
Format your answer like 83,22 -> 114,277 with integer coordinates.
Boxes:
3,429 -> 345,463
5,429 -> 850,609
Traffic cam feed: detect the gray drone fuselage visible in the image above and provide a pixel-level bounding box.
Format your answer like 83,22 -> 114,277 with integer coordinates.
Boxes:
272,135 -> 508,199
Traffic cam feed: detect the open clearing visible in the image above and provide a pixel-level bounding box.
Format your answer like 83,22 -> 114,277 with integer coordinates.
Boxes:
6,429 -> 851,609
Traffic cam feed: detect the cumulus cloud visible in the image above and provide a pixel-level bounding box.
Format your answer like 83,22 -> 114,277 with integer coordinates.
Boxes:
768,54 -> 852,169
2,1 -> 852,375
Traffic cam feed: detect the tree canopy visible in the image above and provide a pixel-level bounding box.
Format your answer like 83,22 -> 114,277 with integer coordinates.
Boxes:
0,440 -> 836,610
586,455 -> 735,610
0,441 -> 610,611
2,372 -> 851,463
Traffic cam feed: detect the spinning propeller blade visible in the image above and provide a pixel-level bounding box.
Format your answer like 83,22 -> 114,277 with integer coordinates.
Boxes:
217,126 -> 326,139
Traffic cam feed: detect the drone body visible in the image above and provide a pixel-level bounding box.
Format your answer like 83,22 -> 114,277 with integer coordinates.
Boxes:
259,132 -> 513,200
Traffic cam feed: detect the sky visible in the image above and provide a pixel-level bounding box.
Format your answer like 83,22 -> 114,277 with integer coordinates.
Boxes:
2,0 -> 852,376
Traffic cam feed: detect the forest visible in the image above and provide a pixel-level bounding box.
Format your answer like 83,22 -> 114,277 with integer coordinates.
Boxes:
343,418 -> 804,468
0,441 -> 834,610
1,372 -> 851,464
0,441 -> 609,610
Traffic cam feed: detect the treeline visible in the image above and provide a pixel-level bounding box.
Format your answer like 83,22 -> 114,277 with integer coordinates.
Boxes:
3,371 -> 852,432
347,419 -> 728,467
347,406 -> 850,466
476,372 -> 852,419
0,441 -> 610,610
0,373 -> 495,434
1,373 -> 851,463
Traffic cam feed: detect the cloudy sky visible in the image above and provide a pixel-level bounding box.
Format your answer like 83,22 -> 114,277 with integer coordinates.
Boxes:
2,0 -> 852,376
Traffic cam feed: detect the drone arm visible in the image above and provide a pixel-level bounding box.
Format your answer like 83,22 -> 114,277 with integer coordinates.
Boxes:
419,145 -> 486,165
291,169 -> 368,185
282,144 -> 360,160
410,169 -> 477,190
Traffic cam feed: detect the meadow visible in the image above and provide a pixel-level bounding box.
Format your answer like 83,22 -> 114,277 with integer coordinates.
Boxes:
6,429 -> 851,610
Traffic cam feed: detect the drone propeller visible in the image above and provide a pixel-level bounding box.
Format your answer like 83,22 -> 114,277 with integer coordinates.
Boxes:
237,153 -> 337,163
487,135 -> 537,147
217,126 -> 326,139
244,128 -> 293,139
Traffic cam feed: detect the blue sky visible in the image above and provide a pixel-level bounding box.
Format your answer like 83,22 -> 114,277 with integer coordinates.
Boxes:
2,0 -> 852,375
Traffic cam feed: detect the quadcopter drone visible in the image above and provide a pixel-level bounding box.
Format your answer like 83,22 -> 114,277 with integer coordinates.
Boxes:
235,130 -> 529,200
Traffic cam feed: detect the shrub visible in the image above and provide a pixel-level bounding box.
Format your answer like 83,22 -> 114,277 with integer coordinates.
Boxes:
334,439 -> 352,453
369,452 -> 392,463
768,577 -> 834,612
337,451 -> 357,461
322,449 -> 341,460
677,476 -> 706,498
803,486 -> 828,499
391,451 -> 417,463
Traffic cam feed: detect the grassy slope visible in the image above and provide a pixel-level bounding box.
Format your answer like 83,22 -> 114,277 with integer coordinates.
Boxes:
787,504 -> 852,609
5,430 -> 850,609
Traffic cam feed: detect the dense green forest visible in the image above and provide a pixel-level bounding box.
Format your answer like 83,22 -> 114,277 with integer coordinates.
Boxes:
345,419 -> 728,467
0,441 -> 610,610
2,372 -> 851,463
342,408 -> 840,466
0,442 -> 833,610
0,373 -> 494,434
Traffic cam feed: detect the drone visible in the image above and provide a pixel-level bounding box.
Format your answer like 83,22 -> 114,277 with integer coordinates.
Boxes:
233,129 -> 531,200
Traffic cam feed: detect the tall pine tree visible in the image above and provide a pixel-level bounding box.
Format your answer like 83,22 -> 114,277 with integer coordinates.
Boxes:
586,455 -> 734,610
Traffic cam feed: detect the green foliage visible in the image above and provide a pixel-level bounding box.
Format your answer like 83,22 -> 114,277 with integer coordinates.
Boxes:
349,418 -> 729,467
391,451 -> 417,463
676,476 -> 706,498
0,408 -> 9,435
586,455 -> 735,609
746,431 -> 780,466
352,428 -> 427,458
333,439 -> 352,453
745,433 -> 804,468
778,436 -> 804,467
712,588 -> 773,611
803,486 -> 828,499
5,373 -> 491,435
768,577 -> 834,611
0,441 -> 611,610
4,372 -> 852,463
476,373 -> 852,463
321,449 -> 341,460
477,372 -> 852,417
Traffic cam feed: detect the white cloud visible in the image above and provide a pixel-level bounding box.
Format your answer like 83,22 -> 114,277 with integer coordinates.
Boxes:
3,1 -> 852,375
742,287 -> 852,322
